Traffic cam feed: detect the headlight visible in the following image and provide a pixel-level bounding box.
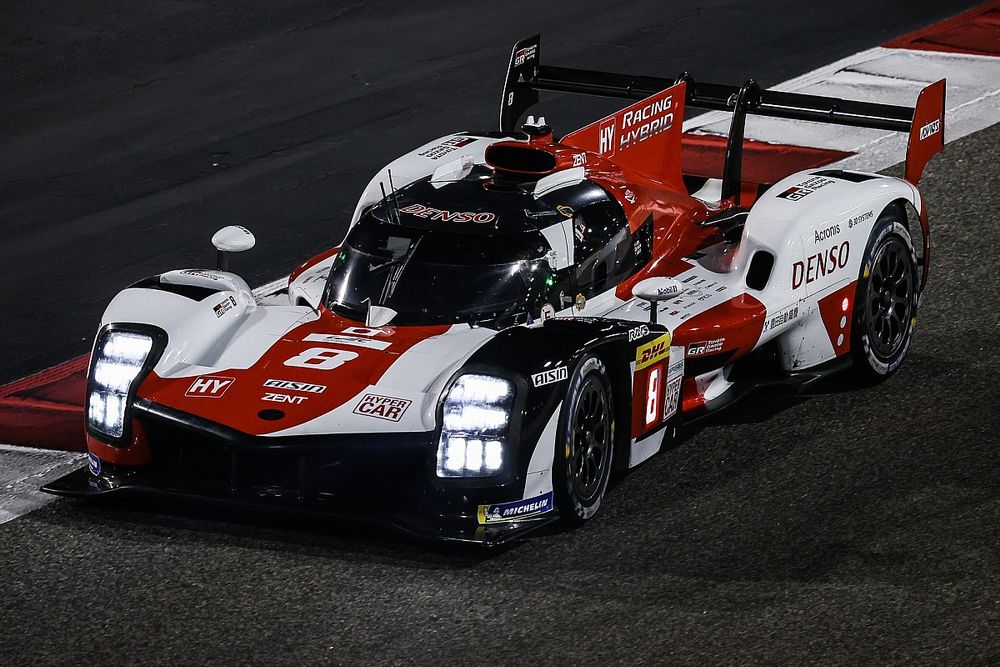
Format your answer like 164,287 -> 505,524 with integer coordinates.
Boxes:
436,374 -> 513,478
87,330 -> 154,440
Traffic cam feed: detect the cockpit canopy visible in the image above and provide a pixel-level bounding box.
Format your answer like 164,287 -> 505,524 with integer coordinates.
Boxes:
324,173 -> 650,327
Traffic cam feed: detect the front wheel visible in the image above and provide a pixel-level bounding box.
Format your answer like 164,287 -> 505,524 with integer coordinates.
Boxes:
851,213 -> 919,380
553,356 -> 614,525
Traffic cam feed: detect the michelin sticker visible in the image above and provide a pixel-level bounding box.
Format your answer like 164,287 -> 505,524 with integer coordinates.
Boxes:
478,492 -> 554,525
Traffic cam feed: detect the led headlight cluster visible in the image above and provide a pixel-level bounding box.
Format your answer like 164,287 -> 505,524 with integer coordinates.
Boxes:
87,331 -> 154,440
436,374 -> 514,477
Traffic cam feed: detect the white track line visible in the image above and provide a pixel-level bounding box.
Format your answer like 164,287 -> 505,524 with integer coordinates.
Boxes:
0,444 -> 86,524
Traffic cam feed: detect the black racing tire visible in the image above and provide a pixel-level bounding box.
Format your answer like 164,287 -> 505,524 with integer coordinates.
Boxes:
850,210 -> 919,381
553,355 -> 615,525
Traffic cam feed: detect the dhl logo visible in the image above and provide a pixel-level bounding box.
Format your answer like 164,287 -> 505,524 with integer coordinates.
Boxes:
635,332 -> 671,371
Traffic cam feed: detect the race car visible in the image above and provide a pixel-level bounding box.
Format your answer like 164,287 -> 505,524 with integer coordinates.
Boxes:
45,35 -> 946,544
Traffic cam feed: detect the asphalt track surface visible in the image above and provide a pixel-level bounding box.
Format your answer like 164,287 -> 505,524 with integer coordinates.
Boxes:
2,1 -> 999,664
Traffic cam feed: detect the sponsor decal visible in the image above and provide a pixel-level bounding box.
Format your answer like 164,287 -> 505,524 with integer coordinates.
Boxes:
513,43 -> 537,67
635,332 -> 671,371
303,333 -> 391,351
531,366 -> 568,387
185,375 -> 235,398
623,188 -> 637,204
847,210 -> 874,229
213,295 -> 237,318
619,96 -> 674,152
88,453 -> 101,476
179,269 -> 225,281
763,305 -> 801,332
776,176 -> 836,201
556,204 -> 574,218
573,217 -> 587,242
399,203 -> 495,224
663,358 -> 684,421
598,118 -> 616,157
628,324 -> 650,342
262,392 -> 307,405
417,136 -> 476,160
687,338 -> 725,356
263,379 -> 326,394
540,303 -> 556,321
598,96 -> 677,158
341,326 -> 389,338
792,241 -> 850,289
574,293 -> 587,311
919,118 -> 941,141
353,393 -> 411,422
572,153 -> 587,167
478,492 -> 553,524
813,223 -> 841,244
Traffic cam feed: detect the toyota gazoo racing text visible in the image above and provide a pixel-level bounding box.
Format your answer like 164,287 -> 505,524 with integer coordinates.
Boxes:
45,35 -> 945,544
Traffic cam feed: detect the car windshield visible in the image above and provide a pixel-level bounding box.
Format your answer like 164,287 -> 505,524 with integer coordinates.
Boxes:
325,216 -> 554,326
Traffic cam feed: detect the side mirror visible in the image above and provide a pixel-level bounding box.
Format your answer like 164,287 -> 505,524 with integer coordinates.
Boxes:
211,226 -> 255,271
631,277 -> 684,325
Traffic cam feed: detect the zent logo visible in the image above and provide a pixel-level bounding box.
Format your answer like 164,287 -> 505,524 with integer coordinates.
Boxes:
284,348 -> 358,370
262,392 -> 307,405
185,375 -> 235,398
353,394 -> 411,421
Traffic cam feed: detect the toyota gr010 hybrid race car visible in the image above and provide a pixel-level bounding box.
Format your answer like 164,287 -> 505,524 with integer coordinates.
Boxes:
45,35 -> 946,544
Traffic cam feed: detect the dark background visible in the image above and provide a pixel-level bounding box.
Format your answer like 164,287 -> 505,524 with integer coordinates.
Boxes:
3,2 -> 999,664
0,0 -> 981,382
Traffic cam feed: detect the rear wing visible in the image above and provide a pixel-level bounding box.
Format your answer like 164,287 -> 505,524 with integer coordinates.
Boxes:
501,35 -> 945,198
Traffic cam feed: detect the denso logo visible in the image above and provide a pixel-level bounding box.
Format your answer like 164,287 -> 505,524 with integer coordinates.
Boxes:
353,393 -> 411,422
792,241 -> 850,289
185,375 -> 235,398
399,203 -> 495,223
919,118 -> 941,141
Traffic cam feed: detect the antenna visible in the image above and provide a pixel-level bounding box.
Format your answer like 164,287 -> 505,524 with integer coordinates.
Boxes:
387,169 -> 401,224
379,181 -> 394,224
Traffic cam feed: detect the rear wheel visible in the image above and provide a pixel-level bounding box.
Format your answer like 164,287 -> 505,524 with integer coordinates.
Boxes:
851,212 -> 919,380
554,356 -> 614,525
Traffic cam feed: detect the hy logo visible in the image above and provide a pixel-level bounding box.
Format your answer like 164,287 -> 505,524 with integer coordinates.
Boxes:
185,375 -> 235,398
598,118 -> 616,156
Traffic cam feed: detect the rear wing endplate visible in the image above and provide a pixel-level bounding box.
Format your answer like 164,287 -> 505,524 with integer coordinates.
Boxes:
501,35 -> 945,193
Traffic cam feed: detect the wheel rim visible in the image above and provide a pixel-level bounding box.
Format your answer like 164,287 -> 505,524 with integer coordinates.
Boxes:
866,237 -> 914,358
569,377 -> 610,503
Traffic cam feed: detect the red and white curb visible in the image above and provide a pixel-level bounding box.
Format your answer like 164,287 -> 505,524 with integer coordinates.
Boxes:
2,2 -> 999,523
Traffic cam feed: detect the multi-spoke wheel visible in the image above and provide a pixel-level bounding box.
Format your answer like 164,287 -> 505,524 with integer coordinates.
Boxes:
554,356 -> 614,524
852,212 -> 919,380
